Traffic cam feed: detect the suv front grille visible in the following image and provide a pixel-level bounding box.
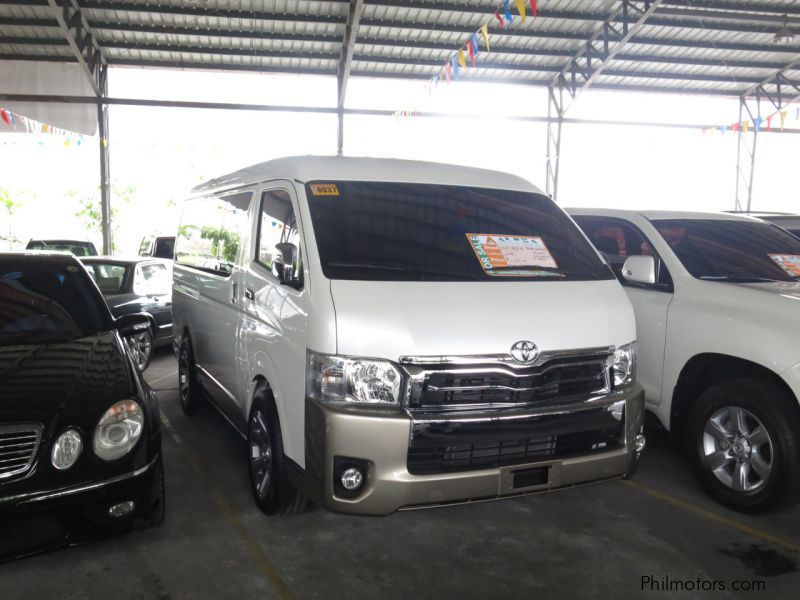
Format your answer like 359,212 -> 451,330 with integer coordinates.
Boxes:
0,424 -> 43,481
408,426 -> 623,475
405,352 -> 611,413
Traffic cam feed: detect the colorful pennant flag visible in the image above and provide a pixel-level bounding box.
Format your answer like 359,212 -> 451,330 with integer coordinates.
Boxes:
467,40 -> 476,66
515,0 -> 526,22
504,0 -> 513,23
458,49 -> 467,68
531,0 -> 538,17
0,109 -> 10,126
481,23 -> 490,51
444,61 -> 451,82
766,114 -> 774,131
780,110 -> 788,130
452,56 -> 460,80
494,11 -> 504,27
471,33 -> 480,58
743,120 -> 750,133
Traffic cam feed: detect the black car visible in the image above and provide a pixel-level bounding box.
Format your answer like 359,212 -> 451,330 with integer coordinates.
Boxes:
0,253 -> 164,561
26,239 -> 98,256
138,235 -> 175,260
81,257 -> 173,371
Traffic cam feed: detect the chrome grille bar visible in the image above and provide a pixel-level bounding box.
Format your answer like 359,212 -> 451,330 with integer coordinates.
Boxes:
0,423 -> 43,481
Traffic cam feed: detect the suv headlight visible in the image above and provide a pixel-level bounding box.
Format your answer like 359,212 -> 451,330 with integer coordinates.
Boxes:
612,342 -> 637,389
93,400 -> 145,461
307,351 -> 403,405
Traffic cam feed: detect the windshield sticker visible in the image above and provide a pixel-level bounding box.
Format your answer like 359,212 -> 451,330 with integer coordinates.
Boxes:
309,183 -> 339,196
769,254 -> 800,277
466,234 -> 560,276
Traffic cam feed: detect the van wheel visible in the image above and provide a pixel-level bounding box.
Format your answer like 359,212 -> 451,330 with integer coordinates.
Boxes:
686,379 -> 800,512
247,389 -> 307,516
178,336 -> 203,416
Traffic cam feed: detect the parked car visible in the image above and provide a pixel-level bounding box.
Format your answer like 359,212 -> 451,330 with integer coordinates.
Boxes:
173,156 -> 645,516
727,212 -> 800,239
26,239 -> 98,256
0,253 -> 164,561
138,235 -> 175,260
80,257 -> 173,371
569,209 -> 800,511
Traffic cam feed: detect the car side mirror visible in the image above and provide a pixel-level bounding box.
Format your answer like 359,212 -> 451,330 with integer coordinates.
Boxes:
115,313 -> 151,337
274,242 -> 302,289
621,255 -> 656,285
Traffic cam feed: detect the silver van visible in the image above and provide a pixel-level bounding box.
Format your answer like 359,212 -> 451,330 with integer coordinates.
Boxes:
172,156 -> 645,516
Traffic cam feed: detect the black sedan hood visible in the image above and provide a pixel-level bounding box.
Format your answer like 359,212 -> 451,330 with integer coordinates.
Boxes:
0,331 -> 136,425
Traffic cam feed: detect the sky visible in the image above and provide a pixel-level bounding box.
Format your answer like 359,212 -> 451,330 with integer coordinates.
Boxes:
1,66 -> 798,253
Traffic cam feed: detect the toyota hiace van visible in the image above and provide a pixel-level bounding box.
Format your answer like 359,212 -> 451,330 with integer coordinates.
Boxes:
172,156 -> 645,515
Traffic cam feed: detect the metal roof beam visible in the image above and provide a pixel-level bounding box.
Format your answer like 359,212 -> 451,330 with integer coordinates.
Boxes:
660,0 -> 800,17
743,57 -> 800,111
44,0 -> 105,96
337,0 -> 364,109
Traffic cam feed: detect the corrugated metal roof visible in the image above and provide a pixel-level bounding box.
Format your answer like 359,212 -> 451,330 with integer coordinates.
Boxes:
1,0 -> 798,98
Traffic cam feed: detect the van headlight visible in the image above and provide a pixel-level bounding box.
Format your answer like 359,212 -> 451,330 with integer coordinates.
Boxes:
93,400 -> 145,461
307,351 -> 403,405
612,342 -> 637,389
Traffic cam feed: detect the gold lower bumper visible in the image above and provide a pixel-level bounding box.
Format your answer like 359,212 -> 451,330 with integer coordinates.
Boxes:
302,386 -> 644,515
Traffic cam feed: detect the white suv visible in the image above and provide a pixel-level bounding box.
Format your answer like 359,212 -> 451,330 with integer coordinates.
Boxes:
171,156 -> 645,516
570,209 -> 800,511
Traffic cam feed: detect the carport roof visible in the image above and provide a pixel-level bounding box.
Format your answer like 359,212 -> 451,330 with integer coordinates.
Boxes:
1,0 -> 799,101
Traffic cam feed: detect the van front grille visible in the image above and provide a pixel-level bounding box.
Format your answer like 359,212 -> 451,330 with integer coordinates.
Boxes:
0,424 -> 43,481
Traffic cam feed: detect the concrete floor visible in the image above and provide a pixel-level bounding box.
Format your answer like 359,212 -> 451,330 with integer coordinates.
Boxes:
2,349 -> 799,599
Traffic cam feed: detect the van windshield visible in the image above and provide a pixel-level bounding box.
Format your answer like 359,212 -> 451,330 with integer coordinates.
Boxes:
304,181 -> 611,282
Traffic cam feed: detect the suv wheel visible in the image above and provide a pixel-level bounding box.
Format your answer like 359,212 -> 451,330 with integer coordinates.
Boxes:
687,379 -> 800,512
247,388 -> 307,516
178,336 -> 203,416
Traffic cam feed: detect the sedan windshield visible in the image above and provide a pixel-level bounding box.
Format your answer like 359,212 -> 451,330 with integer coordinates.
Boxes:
305,181 -> 612,282
27,241 -> 98,256
0,261 -> 109,345
83,262 -> 129,294
653,219 -> 800,282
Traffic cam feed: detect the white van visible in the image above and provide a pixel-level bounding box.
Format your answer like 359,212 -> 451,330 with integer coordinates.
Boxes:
172,156 -> 645,516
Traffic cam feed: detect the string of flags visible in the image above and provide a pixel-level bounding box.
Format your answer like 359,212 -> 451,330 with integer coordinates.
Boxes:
0,105 -> 88,146
393,0 -> 538,119
704,104 -> 800,135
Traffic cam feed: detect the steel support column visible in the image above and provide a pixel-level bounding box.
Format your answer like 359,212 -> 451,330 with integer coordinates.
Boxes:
97,66 -> 111,254
336,0 -> 364,155
545,84 -> 564,199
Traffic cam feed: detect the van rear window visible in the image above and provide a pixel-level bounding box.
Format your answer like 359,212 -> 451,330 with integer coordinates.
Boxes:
305,181 -> 612,282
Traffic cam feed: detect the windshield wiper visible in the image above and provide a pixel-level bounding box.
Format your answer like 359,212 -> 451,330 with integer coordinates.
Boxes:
326,262 -> 482,281
698,275 -> 786,283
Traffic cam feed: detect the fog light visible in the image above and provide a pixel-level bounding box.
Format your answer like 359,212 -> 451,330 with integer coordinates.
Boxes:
634,434 -> 646,453
341,467 -> 363,491
108,501 -> 135,518
52,429 -> 83,471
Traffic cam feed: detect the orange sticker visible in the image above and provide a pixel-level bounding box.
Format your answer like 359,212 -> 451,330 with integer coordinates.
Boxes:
466,233 -> 559,276
309,183 -> 339,196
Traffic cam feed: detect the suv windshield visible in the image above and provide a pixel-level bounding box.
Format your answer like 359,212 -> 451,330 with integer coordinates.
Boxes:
653,219 -> 800,282
0,260 -> 109,345
27,240 -> 98,256
305,181 -> 611,282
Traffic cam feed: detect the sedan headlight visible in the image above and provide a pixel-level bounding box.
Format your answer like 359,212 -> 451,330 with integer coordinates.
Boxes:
307,351 -> 403,405
612,342 -> 637,389
93,400 -> 144,461
52,429 -> 83,470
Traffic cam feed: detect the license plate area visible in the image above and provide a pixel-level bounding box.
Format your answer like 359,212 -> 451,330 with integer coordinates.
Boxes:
500,460 -> 562,493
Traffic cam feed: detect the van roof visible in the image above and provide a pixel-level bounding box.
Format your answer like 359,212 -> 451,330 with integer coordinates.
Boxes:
192,156 -> 542,196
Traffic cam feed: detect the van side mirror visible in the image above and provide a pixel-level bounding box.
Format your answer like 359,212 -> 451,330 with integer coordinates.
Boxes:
274,242 -> 302,289
621,255 -> 656,285
115,313 -> 151,337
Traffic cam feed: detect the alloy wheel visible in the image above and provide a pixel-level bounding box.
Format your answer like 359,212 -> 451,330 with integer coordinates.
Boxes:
702,406 -> 774,493
128,330 -> 152,371
249,410 -> 273,500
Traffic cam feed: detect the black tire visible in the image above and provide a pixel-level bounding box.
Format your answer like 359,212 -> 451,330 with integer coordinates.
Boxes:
247,388 -> 307,516
686,378 -> 800,512
128,327 -> 154,372
178,335 -> 203,416
144,455 -> 166,527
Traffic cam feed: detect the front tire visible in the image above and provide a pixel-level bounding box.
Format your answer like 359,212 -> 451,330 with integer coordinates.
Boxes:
178,336 -> 203,416
686,379 -> 800,512
247,388 -> 306,516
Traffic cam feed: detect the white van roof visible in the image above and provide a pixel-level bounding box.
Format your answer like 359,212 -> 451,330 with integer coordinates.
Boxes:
192,156 -> 543,196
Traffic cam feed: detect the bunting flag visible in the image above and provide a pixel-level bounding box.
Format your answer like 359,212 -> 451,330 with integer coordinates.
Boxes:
458,49 -> 467,68
471,33 -> 480,58
444,61 -> 451,82
494,11 -> 504,27
467,40 -> 475,66
504,0 -> 513,23
481,23 -> 490,51
753,116 -> 763,131
515,0 -> 526,22
719,125 -> 728,134
780,110 -> 788,130
731,122 -> 740,132
766,114 -> 774,131
452,56 -> 460,80
531,0 -> 538,16
0,109 -> 10,126
742,120 -> 750,133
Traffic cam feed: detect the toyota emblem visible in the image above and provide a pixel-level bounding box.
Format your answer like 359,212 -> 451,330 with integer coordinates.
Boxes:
510,341 -> 539,365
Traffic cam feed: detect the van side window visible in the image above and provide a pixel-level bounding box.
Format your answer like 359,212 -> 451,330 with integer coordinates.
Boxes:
176,191 -> 252,277
257,190 -> 301,279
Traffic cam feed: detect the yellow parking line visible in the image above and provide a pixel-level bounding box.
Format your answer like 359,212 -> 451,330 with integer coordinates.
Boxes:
623,479 -> 800,554
147,370 -> 178,387
159,410 -> 294,599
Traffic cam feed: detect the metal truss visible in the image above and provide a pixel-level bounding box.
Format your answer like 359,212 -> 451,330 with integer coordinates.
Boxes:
45,0 -> 106,96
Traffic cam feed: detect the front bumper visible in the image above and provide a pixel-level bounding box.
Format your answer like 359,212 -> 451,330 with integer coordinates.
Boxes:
0,455 -> 162,561
304,386 -> 644,515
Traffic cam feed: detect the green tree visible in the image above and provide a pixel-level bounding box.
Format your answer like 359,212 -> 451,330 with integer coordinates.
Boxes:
0,188 -> 23,250
72,180 -> 135,254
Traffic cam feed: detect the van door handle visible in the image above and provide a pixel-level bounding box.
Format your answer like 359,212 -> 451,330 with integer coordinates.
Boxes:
245,288 -> 255,301
231,281 -> 238,304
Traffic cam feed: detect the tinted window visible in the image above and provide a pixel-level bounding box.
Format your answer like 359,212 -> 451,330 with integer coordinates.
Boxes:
153,237 -> 175,259
176,192 -> 252,276
257,190 -> 301,279
0,261 -> 109,345
653,219 -> 800,282
27,241 -> 97,256
83,262 -> 128,294
134,263 -> 170,296
305,181 -> 611,282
